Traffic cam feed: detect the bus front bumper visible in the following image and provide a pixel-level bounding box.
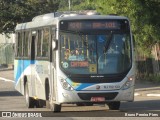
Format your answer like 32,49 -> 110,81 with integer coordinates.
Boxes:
57,86 -> 134,104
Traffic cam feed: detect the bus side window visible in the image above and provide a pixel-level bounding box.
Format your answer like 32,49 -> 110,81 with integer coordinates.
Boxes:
17,32 -> 23,57
23,31 -> 29,57
42,28 -> 49,57
15,32 -> 18,57
37,30 -> 43,57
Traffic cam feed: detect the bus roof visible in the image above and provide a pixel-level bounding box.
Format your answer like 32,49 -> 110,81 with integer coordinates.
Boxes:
15,12 -> 129,31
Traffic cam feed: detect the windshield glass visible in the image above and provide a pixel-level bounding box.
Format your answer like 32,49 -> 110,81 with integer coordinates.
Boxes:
60,32 -> 131,75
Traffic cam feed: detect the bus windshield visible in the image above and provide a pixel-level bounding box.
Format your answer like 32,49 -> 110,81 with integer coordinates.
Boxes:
60,31 -> 132,75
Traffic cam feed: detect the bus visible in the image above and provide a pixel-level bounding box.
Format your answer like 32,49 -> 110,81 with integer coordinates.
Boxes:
14,11 -> 135,112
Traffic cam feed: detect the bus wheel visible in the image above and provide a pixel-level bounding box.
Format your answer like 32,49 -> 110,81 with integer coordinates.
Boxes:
36,100 -> 45,108
50,103 -> 61,113
45,81 -> 50,109
76,103 -> 85,106
46,100 -> 50,109
107,101 -> 120,110
24,83 -> 36,108
85,103 -> 93,106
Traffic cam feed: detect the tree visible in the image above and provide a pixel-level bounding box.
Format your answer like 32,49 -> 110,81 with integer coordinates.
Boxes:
1,0 -> 160,55
0,0 -> 59,34
87,0 -> 160,55
0,0 -> 93,34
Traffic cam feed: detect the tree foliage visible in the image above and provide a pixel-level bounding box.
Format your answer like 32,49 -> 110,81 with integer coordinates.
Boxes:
0,0 -> 94,33
0,0 -> 59,33
0,0 -> 160,55
88,0 -> 160,55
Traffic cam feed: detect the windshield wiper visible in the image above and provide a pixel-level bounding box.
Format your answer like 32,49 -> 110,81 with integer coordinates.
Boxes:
103,32 -> 113,53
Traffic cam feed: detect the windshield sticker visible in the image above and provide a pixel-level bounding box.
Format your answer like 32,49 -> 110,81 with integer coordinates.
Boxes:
70,61 -> 88,67
62,62 -> 69,68
122,37 -> 126,42
68,55 -> 85,61
89,64 -> 97,73
97,35 -> 105,43
68,56 -> 77,61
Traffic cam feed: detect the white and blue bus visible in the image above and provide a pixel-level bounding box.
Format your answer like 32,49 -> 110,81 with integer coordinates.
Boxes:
14,11 -> 135,112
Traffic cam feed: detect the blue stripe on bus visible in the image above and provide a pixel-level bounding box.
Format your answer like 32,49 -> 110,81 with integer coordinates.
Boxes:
15,60 -> 35,84
66,78 -> 95,90
75,83 -> 95,91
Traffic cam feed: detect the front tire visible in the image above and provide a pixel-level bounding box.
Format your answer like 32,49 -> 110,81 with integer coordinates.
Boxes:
107,101 -> 120,110
36,100 -> 45,108
50,103 -> 61,113
45,80 -> 61,112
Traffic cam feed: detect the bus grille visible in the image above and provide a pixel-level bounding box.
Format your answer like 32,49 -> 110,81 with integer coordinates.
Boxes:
77,92 -> 118,100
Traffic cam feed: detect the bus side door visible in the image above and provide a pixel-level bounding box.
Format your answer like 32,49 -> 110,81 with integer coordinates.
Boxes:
49,29 -> 57,102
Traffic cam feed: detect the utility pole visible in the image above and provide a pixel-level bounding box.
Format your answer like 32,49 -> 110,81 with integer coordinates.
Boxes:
68,0 -> 71,11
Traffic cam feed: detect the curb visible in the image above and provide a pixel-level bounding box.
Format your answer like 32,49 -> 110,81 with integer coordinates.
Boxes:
134,93 -> 141,96
0,68 -> 13,71
134,92 -> 160,97
135,86 -> 160,97
135,87 -> 160,92
146,94 -> 160,97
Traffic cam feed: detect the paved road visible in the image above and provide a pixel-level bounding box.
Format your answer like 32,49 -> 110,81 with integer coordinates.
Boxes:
0,70 -> 160,119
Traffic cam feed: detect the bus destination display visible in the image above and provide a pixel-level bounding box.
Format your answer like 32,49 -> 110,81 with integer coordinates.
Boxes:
60,20 -> 122,31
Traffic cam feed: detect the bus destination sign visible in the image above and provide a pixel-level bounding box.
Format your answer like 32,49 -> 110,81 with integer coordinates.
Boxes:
60,20 -> 121,31
68,21 -> 120,30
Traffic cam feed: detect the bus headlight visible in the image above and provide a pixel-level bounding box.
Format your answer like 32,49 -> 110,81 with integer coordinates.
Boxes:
122,76 -> 134,90
60,77 -> 74,91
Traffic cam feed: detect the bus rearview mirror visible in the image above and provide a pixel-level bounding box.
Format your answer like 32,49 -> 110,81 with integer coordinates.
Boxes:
132,35 -> 136,51
52,39 -> 58,50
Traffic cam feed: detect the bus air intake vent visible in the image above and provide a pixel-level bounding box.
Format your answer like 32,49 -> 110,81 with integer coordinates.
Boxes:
78,92 -> 118,100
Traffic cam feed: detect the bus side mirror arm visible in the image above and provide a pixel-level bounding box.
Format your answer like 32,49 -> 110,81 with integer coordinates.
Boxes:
52,39 -> 58,50
132,35 -> 136,51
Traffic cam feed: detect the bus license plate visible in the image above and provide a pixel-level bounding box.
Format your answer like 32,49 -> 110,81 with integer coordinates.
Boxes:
91,97 -> 105,102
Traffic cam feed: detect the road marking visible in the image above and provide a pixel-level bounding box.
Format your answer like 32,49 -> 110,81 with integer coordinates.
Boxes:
0,77 -> 14,83
134,93 -> 141,96
147,94 -> 160,97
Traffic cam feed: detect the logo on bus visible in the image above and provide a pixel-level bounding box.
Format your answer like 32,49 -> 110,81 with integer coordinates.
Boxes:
103,85 -> 121,90
96,85 -> 100,90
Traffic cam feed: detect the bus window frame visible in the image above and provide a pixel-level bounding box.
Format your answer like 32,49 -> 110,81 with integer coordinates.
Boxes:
23,31 -> 30,59
35,27 -> 50,60
15,30 -> 31,60
36,29 -> 43,58
15,32 -> 23,59
42,28 -> 50,58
